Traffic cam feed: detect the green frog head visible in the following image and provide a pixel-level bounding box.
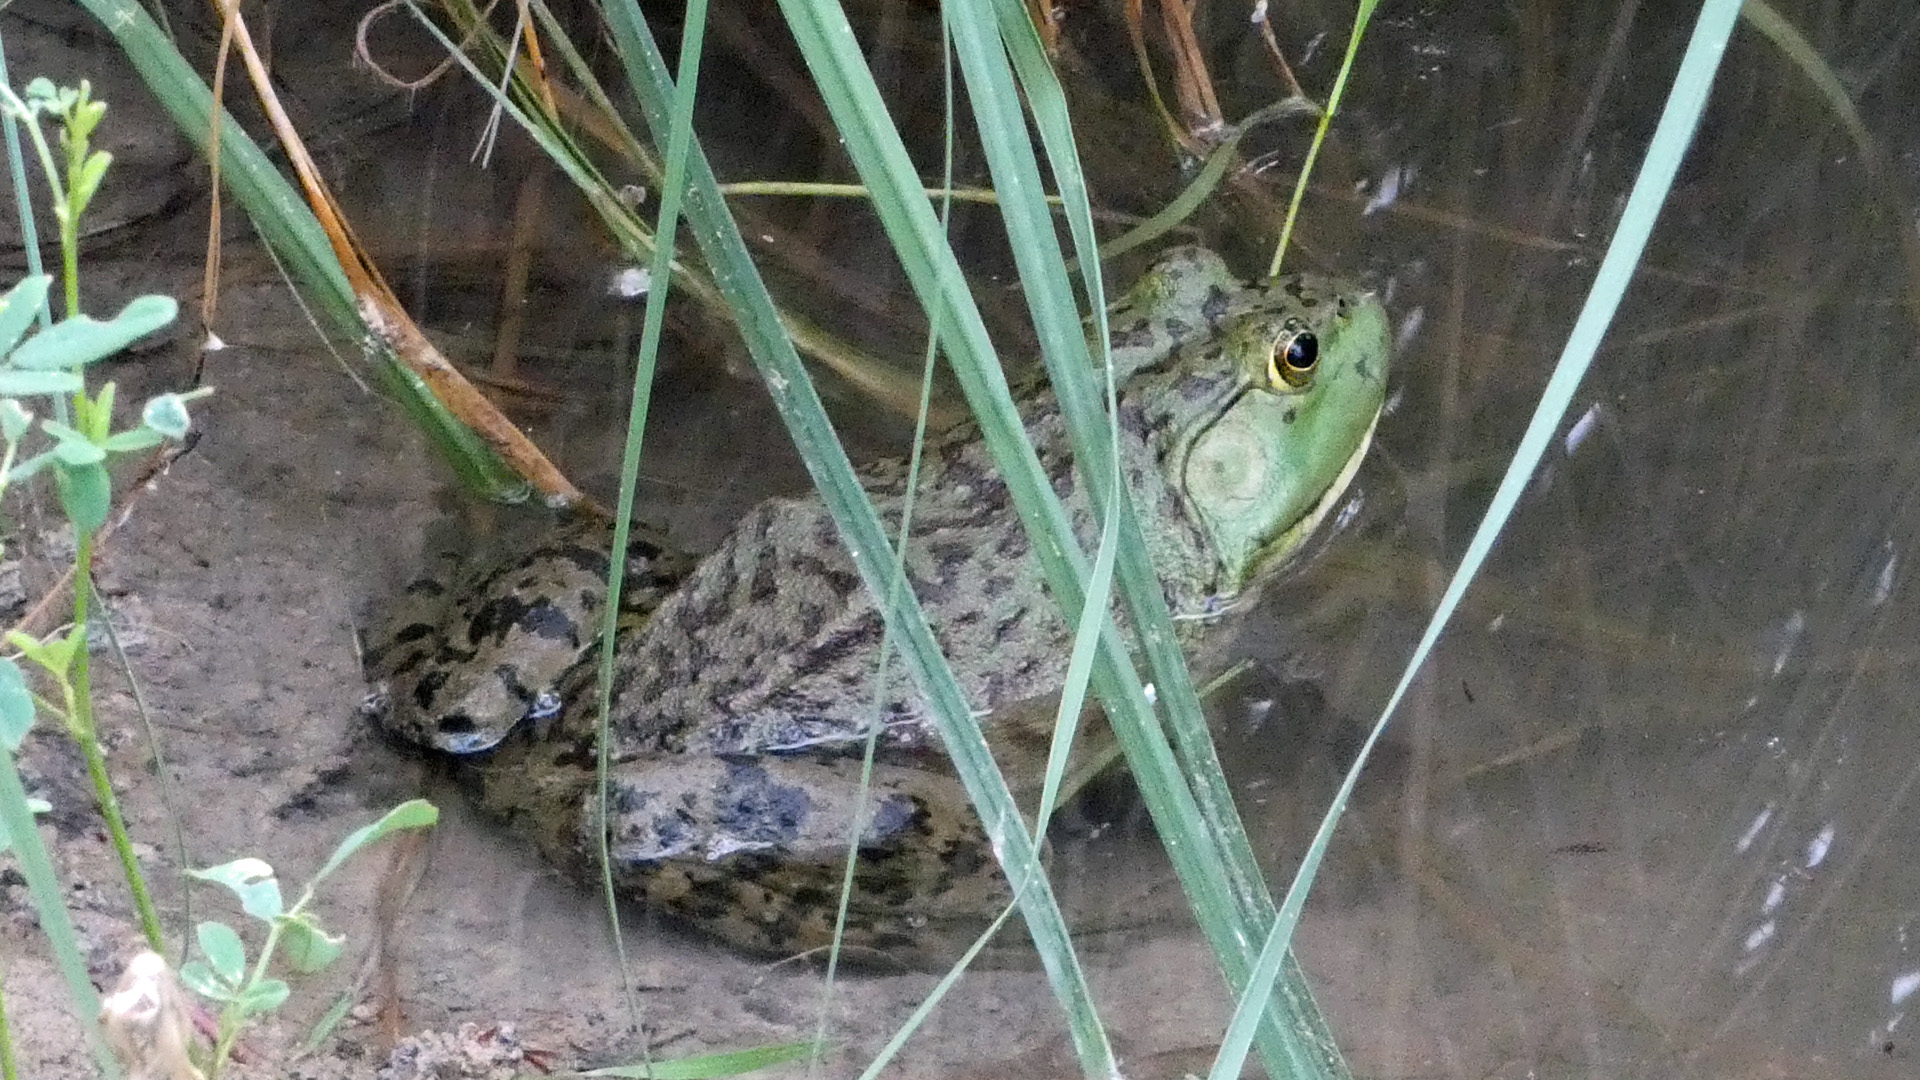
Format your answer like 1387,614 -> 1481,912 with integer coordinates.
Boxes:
1127,264 -> 1389,604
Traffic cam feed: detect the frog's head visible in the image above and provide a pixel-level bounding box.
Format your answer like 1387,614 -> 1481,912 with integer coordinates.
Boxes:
367,586 -> 588,756
1159,272 -> 1389,598
366,530 -> 617,756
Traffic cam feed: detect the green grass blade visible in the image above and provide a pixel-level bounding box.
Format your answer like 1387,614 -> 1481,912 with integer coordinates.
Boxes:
0,753 -> 118,1076
1268,0 -> 1380,279
981,0 -> 1131,943
68,0 -> 523,501
587,0 -> 713,1031
569,1040 -> 813,1078
953,4 -> 1345,1074
592,8 -> 1115,1074
1210,3 -> 1749,1078
1739,1 -> 1873,152
986,0 -> 1106,322
1031,505 -> 1115,837
851,902 -> 1022,1080
0,34 -> 52,319
1094,98 -> 1317,264
0,967 -> 16,1080
814,29 -> 958,1060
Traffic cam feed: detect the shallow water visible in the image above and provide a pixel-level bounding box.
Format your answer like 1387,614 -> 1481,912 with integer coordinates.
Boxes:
6,1 -> 1920,1077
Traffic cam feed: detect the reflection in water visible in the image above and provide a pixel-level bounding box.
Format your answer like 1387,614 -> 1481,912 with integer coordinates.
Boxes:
1252,2 -> 1920,1077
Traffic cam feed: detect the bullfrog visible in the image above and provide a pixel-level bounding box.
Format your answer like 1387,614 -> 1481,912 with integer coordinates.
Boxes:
364,246 -> 1390,965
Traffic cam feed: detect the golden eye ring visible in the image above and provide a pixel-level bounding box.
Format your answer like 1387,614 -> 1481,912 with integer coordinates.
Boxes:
1267,330 -> 1318,390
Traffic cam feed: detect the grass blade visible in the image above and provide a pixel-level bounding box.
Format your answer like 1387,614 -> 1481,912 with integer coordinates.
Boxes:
1210,2 -> 1749,1078
589,0 -> 712,1029
593,8 -> 1116,1074
0,754 -> 117,1076
68,0 -> 522,500
955,3 -> 1347,1074
1268,1 -> 1380,278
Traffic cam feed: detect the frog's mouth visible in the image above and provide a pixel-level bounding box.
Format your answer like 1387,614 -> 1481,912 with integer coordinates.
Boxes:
1262,403 -> 1380,567
1185,401 -> 1381,614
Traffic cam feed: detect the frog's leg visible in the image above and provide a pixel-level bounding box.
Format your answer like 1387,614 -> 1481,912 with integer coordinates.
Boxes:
578,752 -> 1017,966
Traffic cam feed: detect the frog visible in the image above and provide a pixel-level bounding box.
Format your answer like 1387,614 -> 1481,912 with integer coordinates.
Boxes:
363,245 -> 1391,966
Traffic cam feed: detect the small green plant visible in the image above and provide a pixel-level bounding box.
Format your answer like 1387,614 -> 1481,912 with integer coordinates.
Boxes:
0,77 -> 209,532
177,799 -> 438,1078
0,76 -> 208,963
0,73 -> 215,1076
0,271 -> 200,524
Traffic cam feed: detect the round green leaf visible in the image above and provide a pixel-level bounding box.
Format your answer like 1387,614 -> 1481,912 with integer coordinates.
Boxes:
0,399 -> 33,443
176,960 -> 233,1004
49,436 -> 106,467
141,392 -> 192,439
21,79 -> 59,111
196,921 -> 247,984
186,857 -> 286,921
278,912 -> 345,973
239,979 -> 290,1016
8,294 -> 177,371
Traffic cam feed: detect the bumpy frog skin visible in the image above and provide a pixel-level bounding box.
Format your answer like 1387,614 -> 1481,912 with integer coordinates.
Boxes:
365,246 -> 1390,965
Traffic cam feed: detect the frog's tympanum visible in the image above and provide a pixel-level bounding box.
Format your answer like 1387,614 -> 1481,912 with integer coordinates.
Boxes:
365,247 -> 1390,964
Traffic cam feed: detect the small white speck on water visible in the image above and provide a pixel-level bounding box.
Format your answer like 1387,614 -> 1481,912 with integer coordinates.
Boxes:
1770,610 -> 1804,675
606,267 -> 650,299
1565,403 -> 1599,455
1363,164 -> 1407,216
1735,805 -> 1773,852
1804,822 -> 1834,869
1872,545 -> 1898,606
1393,306 -> 1425,356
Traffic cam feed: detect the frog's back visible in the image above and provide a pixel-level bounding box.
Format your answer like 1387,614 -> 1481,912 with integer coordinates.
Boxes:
592,373 -> 1221,762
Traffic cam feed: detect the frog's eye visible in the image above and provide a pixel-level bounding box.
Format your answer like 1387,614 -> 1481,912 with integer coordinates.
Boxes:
1266,331 -> 1318,391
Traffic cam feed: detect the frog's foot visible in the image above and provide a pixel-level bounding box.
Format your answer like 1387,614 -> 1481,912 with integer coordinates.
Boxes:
580,753 -> 1017,966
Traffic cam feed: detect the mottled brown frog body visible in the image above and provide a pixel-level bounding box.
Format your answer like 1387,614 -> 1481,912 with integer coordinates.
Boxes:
366,246 -> 1390,964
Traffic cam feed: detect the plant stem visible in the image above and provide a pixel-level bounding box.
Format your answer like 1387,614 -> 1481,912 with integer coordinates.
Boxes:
60,222 -> 78,318
0,964 -> 17,1080
209,913 -> 288,1077
68,536 -> 164,950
